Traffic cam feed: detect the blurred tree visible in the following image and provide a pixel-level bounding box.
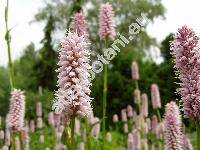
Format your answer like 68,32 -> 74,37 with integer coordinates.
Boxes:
0,67 -> 10,116
33,15 -> 57,91
14,43 -> 37,90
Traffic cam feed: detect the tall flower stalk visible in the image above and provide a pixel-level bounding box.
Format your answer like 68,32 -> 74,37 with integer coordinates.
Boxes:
99,3 -> 116,148
171,26 -> 200,149
4,0 -> 15,89
132,62 -> 141,114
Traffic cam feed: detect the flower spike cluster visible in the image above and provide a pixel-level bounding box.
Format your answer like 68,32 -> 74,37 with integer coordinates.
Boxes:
55,31 -> 92,120
165,101 -> 182,150
171,25 -> 200,121
6,89 -> 25,132
99,3 -> 116,40
73,12 -> 88,37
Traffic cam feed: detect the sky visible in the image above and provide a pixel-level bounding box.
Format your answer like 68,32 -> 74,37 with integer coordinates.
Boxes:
1,0 -> 200,66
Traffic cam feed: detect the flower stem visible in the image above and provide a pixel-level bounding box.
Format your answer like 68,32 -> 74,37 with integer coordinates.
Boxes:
85,117 -> 91,150
156,109 -> 162,122
71,116 -> 75,150
102,41 -> 108,149
197,123 -> 200,150
5,0 -> 15,90
19,132 -> 24,150
102,63 -> 107,148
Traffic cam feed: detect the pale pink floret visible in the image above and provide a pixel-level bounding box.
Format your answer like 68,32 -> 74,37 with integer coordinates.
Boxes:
151,84 -> 161,109
48,112 -> 55,127
74,118 -> 80,135
127,133 -> 134,150
21,126 -> 29,150
134,89 -> 141,104
132,129 -> 141,150
106,132 -> 112,142
121,109 -> 127,122
99,3 -> 116,40
151,115 -> 158,134
127,105 -> 133,117
131,62 -> 139,80
6,89 -> 25,132
29,120 -> 35,133
183,134 -> 193,150
73,12 -> 88,37
55,32 -> 92,120
123,123 -> 128,133
113,114 -> 119,123
37,117 -> 43,129
165,101 -> 182,150
0,130 -> 4,139
54,113 -> 61,127
91,117 -> 100,138
171,25 -> 200,121
141,93 -> 148,117
36,102 -> 42,117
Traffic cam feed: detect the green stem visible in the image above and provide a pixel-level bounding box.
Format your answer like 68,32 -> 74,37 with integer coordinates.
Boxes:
197,123 -> 200,150
102,40 -> 108,149
156,109 -> 162,122
71,116 -> 75,150
11,134 -> 16,150
19,132 -> 24,150
102,63 -> 108,148
85,117 -> 91,150
5,0 -> 15,89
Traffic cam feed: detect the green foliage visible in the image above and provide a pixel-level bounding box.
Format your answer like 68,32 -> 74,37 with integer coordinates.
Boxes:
0,67 -> 10,116
29,127 -> 56,150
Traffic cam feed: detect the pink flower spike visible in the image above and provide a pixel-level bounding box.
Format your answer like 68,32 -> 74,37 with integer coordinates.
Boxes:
151,84 -> 161,109
55,31 -> 92,120
48,112 -> 55,127
134,89 -> 141,104
121,109 -> 127,122
131,62 -> 139,80
141,93 -> 148,117
36,102 -> 42,117
165,101 -> 182,150
183,134 -> 193,150
171,25 -> 200,121
6,89 -> 25,132
151,115 -> 158,134
73,12 -> 88,38
113,114 -> 119,123
99,3 -> 116,40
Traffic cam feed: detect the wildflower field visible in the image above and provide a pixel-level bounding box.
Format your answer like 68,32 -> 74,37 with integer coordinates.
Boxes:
0,0 -> 199,150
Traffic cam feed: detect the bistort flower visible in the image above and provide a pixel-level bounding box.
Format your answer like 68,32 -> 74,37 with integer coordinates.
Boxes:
171,25 -> 200,121
99,3 -> 116,40
6,89 -> 25,132
55,31 -> 92,120
165,101 -> 182,150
